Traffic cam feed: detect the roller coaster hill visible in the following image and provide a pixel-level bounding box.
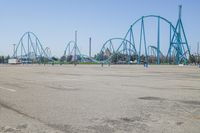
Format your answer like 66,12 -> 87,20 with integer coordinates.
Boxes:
12,32 -> 52,64
61,39 -> 98,64
93,5 -> 191,65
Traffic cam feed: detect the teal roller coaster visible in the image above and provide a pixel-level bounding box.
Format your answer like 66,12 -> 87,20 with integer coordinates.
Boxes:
13,32 -> 49,63
98,5 -> 190,64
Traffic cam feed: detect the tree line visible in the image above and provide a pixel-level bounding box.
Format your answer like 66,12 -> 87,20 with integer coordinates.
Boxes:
0,55 -> 10,63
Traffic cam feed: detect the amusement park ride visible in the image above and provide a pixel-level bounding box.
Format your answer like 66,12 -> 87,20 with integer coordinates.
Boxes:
12,32 -> 49,63
11,5 -> 190,65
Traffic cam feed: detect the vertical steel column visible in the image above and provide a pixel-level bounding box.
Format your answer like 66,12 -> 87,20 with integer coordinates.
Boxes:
109,41 -> 112,53
157,17 -> 160,64
177,5 -> 182,64
89,37 -> 91,57
138,17 -> 148,64
128,28 -> 132,64
74,31 -> 77,62
142,19 -> 148,63
169,25 -> 172,63
21,42 -> 23,62
35,38 -> 38,57
69,43 -> 70,56
28,33 -> 30,63
138,17 -> 144,64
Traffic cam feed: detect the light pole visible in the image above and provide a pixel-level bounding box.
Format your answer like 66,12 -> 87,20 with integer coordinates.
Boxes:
197,42 -> 199,64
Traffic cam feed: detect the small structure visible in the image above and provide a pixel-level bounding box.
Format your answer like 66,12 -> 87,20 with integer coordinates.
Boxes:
8,59 -> 20,64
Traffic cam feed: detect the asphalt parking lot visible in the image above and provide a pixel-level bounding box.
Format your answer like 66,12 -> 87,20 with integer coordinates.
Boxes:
0,64 -> 200,133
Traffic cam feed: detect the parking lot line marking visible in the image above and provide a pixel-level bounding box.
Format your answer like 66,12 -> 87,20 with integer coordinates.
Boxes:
0,87 -> 16,92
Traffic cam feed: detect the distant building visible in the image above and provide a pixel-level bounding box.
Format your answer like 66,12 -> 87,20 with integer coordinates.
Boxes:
104,48 -> 112,57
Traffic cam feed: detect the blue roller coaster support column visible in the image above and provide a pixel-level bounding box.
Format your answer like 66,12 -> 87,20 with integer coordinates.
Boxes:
27,32 -> 30,63
138,17 -> 148,64
35,39 -> 38,56
177,5 -> 182,64
142,18 -> 148,64
138,18 -> 143,64
21,42 -> 22,61
178,5 -> 190,64
169,5 -> 190,64
128,27 -> 133,64
74,31 -> 77,63
157,17 -> 160,64
168,25 -> 172,64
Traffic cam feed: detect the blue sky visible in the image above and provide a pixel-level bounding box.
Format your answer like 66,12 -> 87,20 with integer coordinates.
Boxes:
0,0 -> 199,57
